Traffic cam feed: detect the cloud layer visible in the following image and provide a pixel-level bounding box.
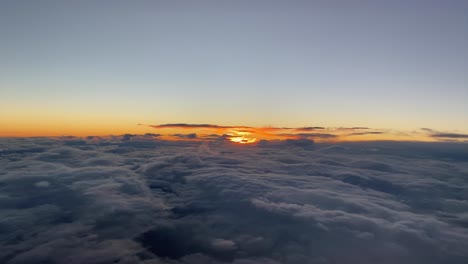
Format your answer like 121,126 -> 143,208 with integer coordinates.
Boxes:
1,137 -> 468,263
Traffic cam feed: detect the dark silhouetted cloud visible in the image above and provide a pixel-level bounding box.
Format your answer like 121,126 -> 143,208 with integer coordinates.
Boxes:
294,127 -> 325,131
336,127 -> 370,131
347,131 -> 384,136
150,123 -> 244,129
173,133 -> 198,139
431,133 -> 468,139
420,128 -> 435,132
296,133 -> 338,138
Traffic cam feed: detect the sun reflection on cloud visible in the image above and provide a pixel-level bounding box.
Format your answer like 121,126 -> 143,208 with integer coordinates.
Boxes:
137,123 -> 448,143
228,130 -> 257,144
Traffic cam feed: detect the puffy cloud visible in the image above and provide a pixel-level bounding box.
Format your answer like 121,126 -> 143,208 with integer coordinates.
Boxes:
0,137 -> 468,263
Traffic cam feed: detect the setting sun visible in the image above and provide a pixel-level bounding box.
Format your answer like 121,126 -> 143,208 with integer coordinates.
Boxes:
228,131 -> 258,144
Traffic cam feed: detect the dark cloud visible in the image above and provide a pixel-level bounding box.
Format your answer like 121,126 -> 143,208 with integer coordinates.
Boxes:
277,133 -> 337,139
420,128 -> 468,141
296,133 -> 337,139
420,128 -> 435,132
336,127 -> 370,131
122,133 -> 136,141
144,133 -> 160,137
294,127 -> 325,131
150,123 -> 244,129
284,138 -> 315,149
347,131 -> 384,136
0,147 -> 46,156
431,133 -> 468,139
173,133 -> 198,139
1,138 -> 468,263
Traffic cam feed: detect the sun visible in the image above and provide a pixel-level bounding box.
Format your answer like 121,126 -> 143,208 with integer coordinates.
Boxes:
228,130 -> 257,144
230,136 -> 257,144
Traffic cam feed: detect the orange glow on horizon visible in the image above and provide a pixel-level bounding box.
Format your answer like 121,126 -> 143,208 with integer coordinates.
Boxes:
227,130 -> 258,144
0,120 -> 457,143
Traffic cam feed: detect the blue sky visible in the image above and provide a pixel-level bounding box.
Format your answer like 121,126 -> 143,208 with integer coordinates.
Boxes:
1,0 -> 467,136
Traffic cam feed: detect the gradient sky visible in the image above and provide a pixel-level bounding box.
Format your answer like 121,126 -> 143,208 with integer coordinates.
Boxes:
1,0 -> 467,137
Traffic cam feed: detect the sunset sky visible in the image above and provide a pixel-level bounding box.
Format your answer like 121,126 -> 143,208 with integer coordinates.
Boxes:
2,2 -> 468,262
1,1 -> 467,140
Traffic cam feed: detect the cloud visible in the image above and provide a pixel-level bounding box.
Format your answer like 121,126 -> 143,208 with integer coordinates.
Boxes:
141,123 -> 465,142
420,128 -> 468,141
274,133 -> 337,140
211,239 -> 237,252
294,127 -> 325,131
420,128 -> 435,133
431,133 -> 468,139
144,133 -> 161,137
1,137 -> 468,263
336,127 -> 370,131
172,133 -> 198,139
296,133 -> 338,139
149,123 -> 244,129
347,131 -> 384,136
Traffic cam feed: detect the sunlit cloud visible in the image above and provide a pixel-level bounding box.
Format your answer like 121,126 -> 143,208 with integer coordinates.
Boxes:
227,130 -> 257,144
137,123 -> 453,143
73,123 -> 458,143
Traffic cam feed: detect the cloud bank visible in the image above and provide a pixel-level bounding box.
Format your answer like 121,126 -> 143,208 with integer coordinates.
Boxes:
142,123 -> 424,142
0,137 -> 468,263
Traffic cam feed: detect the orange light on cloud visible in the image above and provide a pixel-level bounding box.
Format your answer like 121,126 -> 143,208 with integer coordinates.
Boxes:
227,130 -> 257,144
1,119 -> 461,143
142,123 -> 454,143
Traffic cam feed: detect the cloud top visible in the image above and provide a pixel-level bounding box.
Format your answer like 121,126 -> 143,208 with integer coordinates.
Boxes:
1,137 -> 467,263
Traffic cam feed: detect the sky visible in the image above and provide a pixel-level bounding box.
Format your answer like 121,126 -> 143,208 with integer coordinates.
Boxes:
0,0 -> 467,138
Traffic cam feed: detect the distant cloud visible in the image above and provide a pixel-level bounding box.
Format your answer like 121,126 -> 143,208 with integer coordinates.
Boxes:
122,133 -> 136,141
431,133 -> 468,139
420,128 -> 435,132
144,133 -> 161,137
137,123 -> 468,143
294,127 -> 325,131
173,133 -> 197,139
274,133 -> 337,140
150,123 -> 244,129
336,127 -> 370,131
296,133 -> 338,139
420,128 -> 468,140
347,131 -> 384,136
